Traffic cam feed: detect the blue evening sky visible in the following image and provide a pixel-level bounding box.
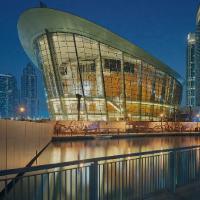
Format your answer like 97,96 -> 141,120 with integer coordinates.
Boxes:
0,0 -> 199,116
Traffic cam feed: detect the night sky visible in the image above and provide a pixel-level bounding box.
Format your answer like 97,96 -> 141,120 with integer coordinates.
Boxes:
0,0 -> 199,117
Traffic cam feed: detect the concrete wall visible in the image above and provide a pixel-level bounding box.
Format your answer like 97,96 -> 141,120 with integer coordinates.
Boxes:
0,120 -> 54,171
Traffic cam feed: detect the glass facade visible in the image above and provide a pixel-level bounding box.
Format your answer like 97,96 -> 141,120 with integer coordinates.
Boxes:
34,32 -> 182,121
186,33 -> 196,107
196,8 -> 200,106
0,74 -> 19,118
21,63 -> 39,118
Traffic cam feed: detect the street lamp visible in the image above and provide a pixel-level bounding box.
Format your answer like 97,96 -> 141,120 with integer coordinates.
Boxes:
19,106 -> 25,120
160,113 -> 164,133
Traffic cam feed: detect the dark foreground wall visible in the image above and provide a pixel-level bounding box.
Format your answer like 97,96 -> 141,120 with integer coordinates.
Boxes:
0,120 -> 54,170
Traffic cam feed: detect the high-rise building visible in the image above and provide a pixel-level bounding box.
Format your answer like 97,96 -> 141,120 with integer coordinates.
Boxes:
196,7 -> 200,106
185,7 -> 200,108
0,74 -> 19,118
21,63 -> 39,118
18,8 -> 183,121
186,33 -> 196,107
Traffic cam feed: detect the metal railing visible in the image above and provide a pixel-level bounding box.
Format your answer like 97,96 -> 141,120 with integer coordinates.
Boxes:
1,145 -> 200,200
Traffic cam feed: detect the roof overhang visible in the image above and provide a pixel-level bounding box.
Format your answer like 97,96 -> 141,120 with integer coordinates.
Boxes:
17,8 -> 183,84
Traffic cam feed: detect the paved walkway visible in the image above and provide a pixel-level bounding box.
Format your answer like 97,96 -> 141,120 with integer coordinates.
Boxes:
146,183 -> 200,200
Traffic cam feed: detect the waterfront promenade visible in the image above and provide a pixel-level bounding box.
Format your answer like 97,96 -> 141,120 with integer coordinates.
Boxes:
52,131 -> 200,142
2,119 -> 200,199
1,144 -> 200,200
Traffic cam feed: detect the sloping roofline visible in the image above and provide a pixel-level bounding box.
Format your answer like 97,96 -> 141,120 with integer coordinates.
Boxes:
17,8 -> 183,84
196,5 -> 200,24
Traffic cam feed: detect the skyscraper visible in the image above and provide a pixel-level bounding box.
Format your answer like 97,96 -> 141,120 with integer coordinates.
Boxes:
195,7 -> 200,106
0,74 -> 19,118
186,33 -> 196,107
186,6 -> 200,108
21,63 -> 38,118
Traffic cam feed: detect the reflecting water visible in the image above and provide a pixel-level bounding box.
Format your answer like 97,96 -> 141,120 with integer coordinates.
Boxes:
37,136 -> 200,165
2,136 -> 200,200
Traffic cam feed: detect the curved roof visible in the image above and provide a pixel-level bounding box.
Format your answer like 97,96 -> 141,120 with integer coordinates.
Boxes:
196,6 -> 200,24
18,8 -> 183,84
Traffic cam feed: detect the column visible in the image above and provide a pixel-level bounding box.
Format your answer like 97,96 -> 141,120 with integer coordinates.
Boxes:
98,42 -> 108,121
45,29 -> 67,119
138,61 -> 143,121
120,53 -> 127,120
73,34 -> 88,120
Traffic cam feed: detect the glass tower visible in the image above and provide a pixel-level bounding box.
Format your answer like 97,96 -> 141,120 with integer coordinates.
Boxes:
0,74 -> 19,118
18,8 -> 183,121
21,63 -> 39,118
186,33 -> 196,107
196,7 -> 200,106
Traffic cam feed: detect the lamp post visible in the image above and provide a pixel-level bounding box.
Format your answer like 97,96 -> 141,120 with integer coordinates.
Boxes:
160,113 -> 164,133
19,106 -> 25,120
197,114 -> 200,131
76,94 -> 82,121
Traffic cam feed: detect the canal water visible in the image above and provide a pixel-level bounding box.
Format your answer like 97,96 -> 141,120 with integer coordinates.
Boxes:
36,136 -> 200,166
2,136 -> 200,200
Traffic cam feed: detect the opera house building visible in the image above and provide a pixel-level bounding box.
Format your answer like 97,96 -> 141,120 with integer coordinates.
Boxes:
18,8 -> 183,121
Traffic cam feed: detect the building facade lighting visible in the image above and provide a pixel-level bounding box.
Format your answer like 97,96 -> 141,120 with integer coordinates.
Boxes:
17,8 -> 183,121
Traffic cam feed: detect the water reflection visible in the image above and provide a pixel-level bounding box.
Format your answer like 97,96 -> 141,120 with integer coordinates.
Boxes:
3,137 -> 200,200
37,136 -> 200,165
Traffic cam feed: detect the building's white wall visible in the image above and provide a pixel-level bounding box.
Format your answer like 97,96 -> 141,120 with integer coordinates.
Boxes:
0,120 -> 54,171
